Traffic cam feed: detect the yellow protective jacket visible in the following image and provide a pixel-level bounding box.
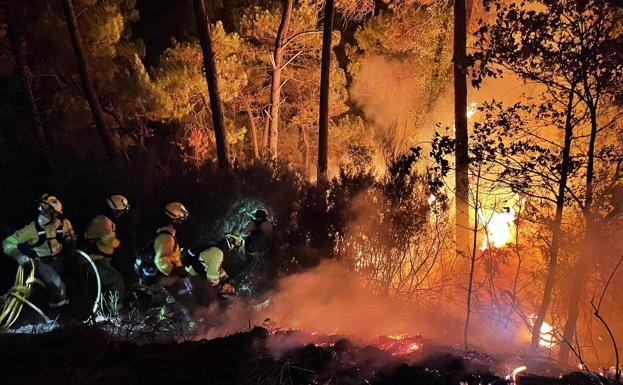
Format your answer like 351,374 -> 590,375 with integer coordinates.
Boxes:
153,226 -> 181,276
185,246 -> 223,286
2,217 -> 76,260
84,215 -> 120,256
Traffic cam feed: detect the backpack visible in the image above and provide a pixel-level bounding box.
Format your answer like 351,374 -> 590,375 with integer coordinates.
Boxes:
134,228 -> 177,283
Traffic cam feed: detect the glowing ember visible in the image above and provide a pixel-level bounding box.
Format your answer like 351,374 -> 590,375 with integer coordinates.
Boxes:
427,194 -> 436,205
372,335 -> 423,356
479,207 -> 515,250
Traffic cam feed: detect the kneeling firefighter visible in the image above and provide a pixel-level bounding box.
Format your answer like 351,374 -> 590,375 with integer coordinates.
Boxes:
2,195 -> 76,308
83,195 -> 129,303
180,233 -> 243,303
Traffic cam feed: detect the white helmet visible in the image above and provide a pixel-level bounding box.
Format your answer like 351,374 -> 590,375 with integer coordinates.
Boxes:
107,194 -> 130,212
38,194 -> 63,215
164,202 -> 189,222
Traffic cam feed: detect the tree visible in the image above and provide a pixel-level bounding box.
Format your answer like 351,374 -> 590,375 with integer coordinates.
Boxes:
267,0 -> 294,159
317,0 -> 335,184
469,0 -> 623,355
454,0 -> 469,255
551,1 -> 623,364
193,0 -> 230,171
61,0 -> 122,163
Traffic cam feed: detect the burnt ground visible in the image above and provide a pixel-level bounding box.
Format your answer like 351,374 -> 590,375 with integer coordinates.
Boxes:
0,325 -> 505,385
0,325 -> 611,385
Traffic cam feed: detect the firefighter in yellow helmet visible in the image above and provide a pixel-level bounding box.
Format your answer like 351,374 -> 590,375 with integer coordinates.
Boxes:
181,233 -> 243,301
153,202 -> 189,276
83,194 -> 130,302
2,194 -> 76,307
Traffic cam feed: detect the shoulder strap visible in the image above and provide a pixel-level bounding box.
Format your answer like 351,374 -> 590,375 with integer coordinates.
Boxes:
155,228 -> 178,251
31,219 -> 65,249
32,220 -> 47,248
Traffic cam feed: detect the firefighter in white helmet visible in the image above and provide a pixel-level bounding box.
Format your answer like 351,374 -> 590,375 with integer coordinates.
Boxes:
2,194 -> 76,307
83,194 -> 130,301
153,202 -> 189,276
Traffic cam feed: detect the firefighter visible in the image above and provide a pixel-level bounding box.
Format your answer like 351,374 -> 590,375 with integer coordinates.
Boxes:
243,208 -> 273,238
2,194 -> 76,307
83,194 -> 129,303
242,208 -> 273,274
181,233 -> 243,301
154,202 -> 189,276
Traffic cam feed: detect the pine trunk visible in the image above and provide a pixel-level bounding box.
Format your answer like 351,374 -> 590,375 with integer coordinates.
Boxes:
454,0 -> 469,254
62,0 -> 121,163
243,96 -> 260,160
530,84 -> 577,354
193,0 -> 230,171
317,0 -> 334,185
559,98 -> 599,363
267,0 -> 294,159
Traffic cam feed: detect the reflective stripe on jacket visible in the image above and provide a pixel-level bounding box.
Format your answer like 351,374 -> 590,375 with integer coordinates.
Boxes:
2,218 -> 75,259
185,246 -> 223,286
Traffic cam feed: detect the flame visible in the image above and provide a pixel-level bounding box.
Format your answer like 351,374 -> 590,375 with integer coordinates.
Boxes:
528,315 -> 557,348
479,207 -> 515,250
427,194 -> 436,205
510,365 -> 528,382
467,102 -> 478,119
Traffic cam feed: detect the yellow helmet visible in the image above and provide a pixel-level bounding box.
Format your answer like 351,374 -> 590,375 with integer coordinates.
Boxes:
164,202 -> 189,222
107,194 -> 130,212
225,234 -> 243,251
38,194 -> 63,215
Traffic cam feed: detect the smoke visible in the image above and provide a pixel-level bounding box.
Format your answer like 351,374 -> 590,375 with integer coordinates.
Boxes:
350,54 -> 426,161
261,260 -> 412,339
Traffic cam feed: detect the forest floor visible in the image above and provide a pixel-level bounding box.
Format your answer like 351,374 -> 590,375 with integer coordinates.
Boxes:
0,324 -> 607,385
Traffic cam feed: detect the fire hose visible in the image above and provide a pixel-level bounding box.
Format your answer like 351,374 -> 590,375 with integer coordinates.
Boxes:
0,260 -> 49,329
0,250 -> 102,329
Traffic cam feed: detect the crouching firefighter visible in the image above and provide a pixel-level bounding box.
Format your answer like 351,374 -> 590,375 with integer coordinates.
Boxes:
134,202 -> 189,284
2,194 -> 77,308
180,234 -> 243,304
83,195 -> 129,304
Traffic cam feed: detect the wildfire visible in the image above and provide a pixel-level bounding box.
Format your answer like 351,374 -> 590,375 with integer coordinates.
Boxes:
479,207 -> 515,250
528,315 -> 557,348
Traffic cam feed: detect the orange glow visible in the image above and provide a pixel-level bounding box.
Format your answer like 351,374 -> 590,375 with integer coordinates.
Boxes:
479,207 -> 516,250
528,315 -> 557,348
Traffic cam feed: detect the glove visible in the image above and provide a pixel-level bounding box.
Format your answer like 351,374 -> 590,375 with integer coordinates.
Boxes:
170,265 -> 188,278
220,283 -> 236,295
16,255 -> 32,267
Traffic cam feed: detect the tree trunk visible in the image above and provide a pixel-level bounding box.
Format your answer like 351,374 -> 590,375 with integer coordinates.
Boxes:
317,0 -> 334,185
559,97 -> 599,364
6,5 -> 52,166
192,0 -> 230,171
267,0 -> 294,159
62,0 -> 121,163
300,126 -> 310,178
466,0 -> 474,26
530,84 -> 577,354
243,96 -> 260,160
464,164 -> 481,350
454,0 -> 469,254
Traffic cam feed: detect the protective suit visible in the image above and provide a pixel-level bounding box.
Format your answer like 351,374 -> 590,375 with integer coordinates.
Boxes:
153,226 -> 182,276
3,210 -> 76,307
84,215 -> 124,300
